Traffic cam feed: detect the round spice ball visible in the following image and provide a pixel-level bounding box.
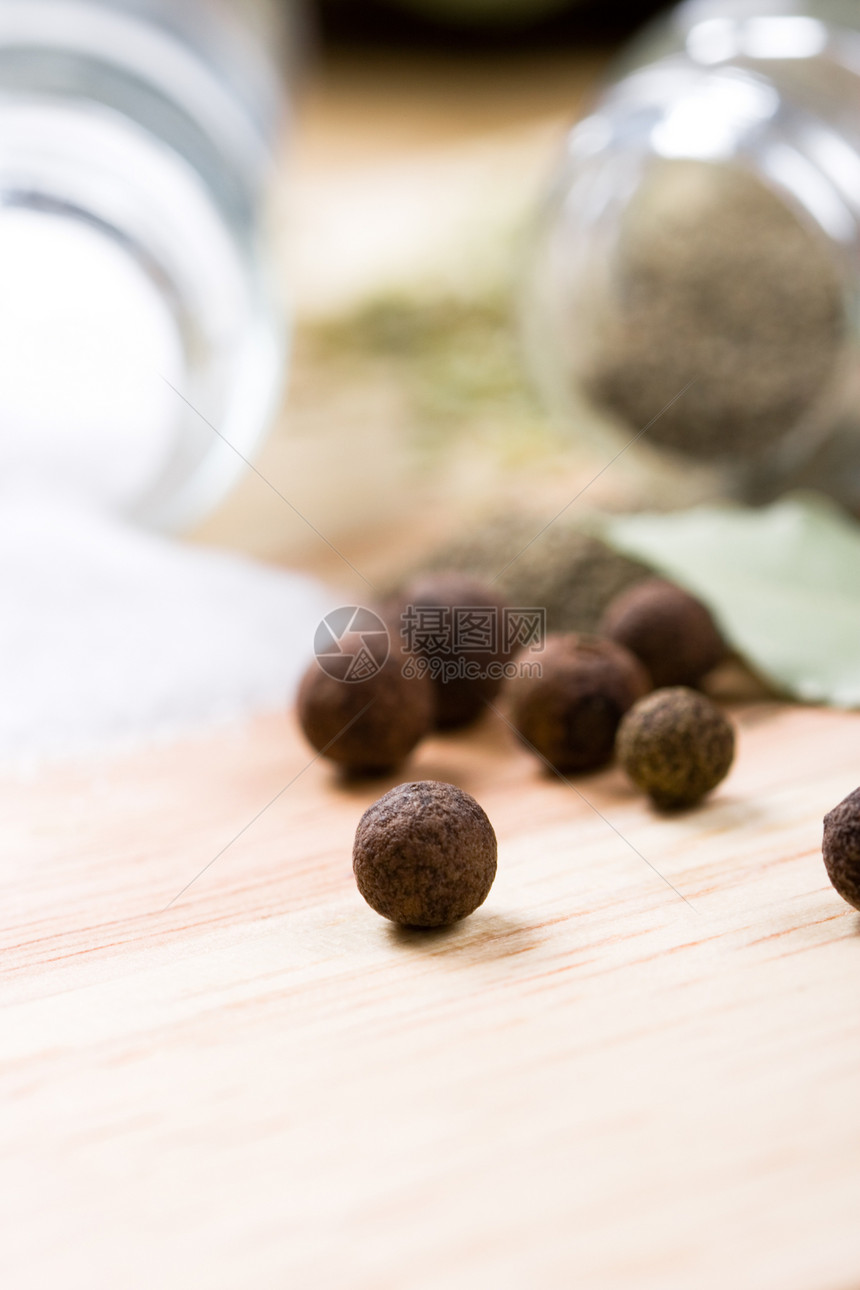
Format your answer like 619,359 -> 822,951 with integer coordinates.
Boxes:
296,649 -> 433,775
507,633 -> 651,774
353,781 -> 497,927
617,687 -> 735,809
599,577 -> 726,689
822,787 -> 860,911
385,571 -> 511,730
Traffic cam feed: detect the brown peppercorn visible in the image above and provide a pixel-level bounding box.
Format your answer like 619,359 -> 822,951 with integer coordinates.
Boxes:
353,780 -> 497,927
385,571 -> 511,730
296,647 -> 433,775
600,577 -> 726,689
617,687 -> 735,809
822,787 -> 860,911
508,633 -> 651,774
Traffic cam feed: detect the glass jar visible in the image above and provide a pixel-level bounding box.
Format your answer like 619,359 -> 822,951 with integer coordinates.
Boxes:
526,0 -> 860,508
0,0 -> 289,529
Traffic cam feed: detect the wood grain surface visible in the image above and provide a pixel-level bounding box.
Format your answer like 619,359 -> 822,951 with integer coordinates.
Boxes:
3,700 -> 860,1289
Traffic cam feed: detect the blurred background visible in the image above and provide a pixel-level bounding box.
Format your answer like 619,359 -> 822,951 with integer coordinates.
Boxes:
1,0 -> 696,763
315,0 -> 667,45
191,0 -> 676,588
13,0 -> 857,759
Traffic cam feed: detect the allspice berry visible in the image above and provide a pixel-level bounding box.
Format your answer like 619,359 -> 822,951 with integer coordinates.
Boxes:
822,787 -> 860,911
508,633 -> 650,774
599,577 -> 726,689
296,649 -> 433,775
384,571 -> 511,730
353,781 -> 497,927
617,687 -> 735,809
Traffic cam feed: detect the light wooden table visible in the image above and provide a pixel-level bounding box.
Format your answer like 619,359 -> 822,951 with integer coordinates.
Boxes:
2,701 -> 860,1288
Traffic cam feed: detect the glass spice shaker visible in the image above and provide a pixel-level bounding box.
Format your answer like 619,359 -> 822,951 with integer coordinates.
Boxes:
526,0 -> 860,510
0,0 -> 291,529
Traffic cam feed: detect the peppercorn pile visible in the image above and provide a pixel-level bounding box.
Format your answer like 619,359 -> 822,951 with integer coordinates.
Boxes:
294,563 -> 750,929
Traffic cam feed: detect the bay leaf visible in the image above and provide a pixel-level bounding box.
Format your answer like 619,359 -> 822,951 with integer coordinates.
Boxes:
599,492 -> 860,709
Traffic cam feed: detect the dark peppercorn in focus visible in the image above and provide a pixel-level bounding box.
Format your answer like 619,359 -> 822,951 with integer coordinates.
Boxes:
507,633 -> 651,773
617,687 -> 735,809
353,780 -> 497,927
600,577 -> 726,689
822,787 -> 860,911
297,648 -> 434,775
385,571 -> 511,730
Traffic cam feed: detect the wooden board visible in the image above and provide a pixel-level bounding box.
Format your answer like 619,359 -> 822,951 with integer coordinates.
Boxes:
3,700 -> 860,1289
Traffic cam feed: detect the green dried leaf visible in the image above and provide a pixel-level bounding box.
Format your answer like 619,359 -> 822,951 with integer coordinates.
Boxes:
600,492 -> 860,709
